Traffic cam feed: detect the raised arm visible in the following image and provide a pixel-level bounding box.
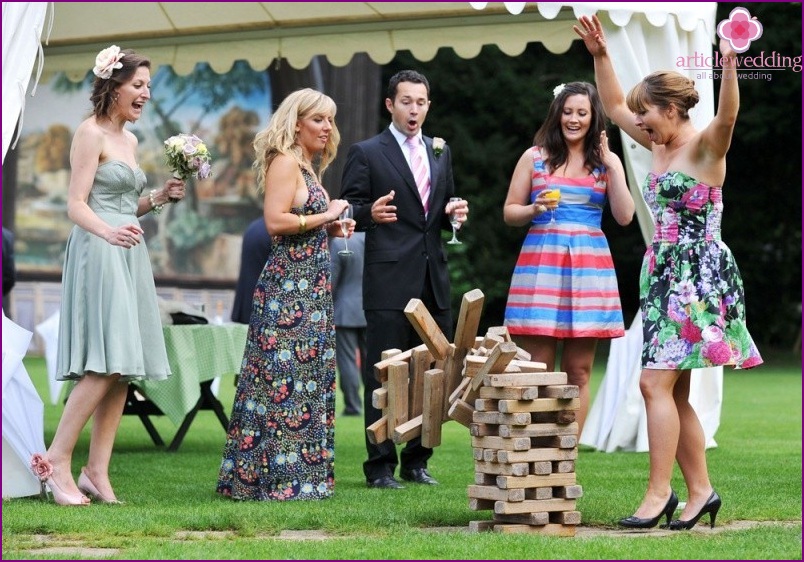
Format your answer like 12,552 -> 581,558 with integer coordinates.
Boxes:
700,39 -> 739,160
574,15 -> 651,150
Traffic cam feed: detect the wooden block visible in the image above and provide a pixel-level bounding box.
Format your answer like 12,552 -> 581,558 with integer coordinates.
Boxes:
454,289 -> 485,351
472,447 -> 484,461
409,347 -> 433,418
421,369 -> 445,447
482,334 -> 504,349
496,474 -> 577,490
553,460 -> 575,473
366,416 -> 388,445
464,355 -> 488,378
531,410 -> 576,424
486,326 -> 512,342
387,361 -> 409,439
448,377 -> 471,404
468,498 -> 495,511
541,385 -> 580,399
482,449 -> 498,462
474,472 -> 497,485
460,381 -> 480,404
392,415 -> 422,444
514,346 -> 532,361
531,461 -> 552,475
509,360 -> 549,372
550,511 -> 582,525
473,461 -> 529,476
468,485 -> 525,502
553,485 -> 584,499
493,498 -> 577,515
531,435 -> 577,449
475,346 -> 489,357
471,436 -> 531,451
474,398 -> 499,412
469,423 -> 497,437
496,448 -> 578,464
471,342 -> 519,390
442,345 -> 467,420
447,399 -> 474,428
498,422 -> 579,439
492,512 -> 549,526
374,346 -> 421,382
472,336 -> 485,350
468,520 -> 495,532
527,487 -> 554,500
485,371 -> 566,388
493,523 -> 576,536
497,398 -> 580,414
472,411 -> 531,426
404,299 -> 450,360
479,386 -> 539,400
372,387 -> 388,409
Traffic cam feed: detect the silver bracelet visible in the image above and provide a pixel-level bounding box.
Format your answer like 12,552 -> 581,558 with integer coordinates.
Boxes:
149,189 -> 164,215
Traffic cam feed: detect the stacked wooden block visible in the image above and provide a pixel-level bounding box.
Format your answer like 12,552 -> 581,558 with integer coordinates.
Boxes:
450,329 -> 583,536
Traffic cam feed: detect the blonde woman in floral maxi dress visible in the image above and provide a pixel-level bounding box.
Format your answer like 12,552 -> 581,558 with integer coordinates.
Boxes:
216,89 -> 352,500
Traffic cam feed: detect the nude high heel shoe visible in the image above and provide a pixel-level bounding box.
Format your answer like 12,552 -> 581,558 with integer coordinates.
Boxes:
77,467 -> 122,504
30,454 -> 90,506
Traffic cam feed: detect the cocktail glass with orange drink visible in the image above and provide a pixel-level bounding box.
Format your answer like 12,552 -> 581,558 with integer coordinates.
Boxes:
543,189 -> 561,223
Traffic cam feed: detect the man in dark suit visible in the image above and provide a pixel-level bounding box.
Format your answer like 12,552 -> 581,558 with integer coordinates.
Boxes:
330,232 -> 366,417
341,70 -> 469,489
231,218 -> 272,324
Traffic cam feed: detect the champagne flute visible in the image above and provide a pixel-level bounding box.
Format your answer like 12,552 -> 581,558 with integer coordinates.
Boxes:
447,197 -> 463,245
338,204 -> 353,256
543,189 -> 561,224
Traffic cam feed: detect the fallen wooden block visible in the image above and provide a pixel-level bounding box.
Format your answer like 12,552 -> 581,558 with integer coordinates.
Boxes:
393,414 -> 422,444
448,398 -> 474,428
387,361 -> 409,440
404,299 -> 450,360
421,368 -> 445,447
471,342 -> 519,390
366,416 -> 387,445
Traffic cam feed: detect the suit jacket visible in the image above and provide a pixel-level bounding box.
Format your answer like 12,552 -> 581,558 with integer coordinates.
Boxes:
329,231 -> 367,328
231,218 -> 272,323
341,127 -> 455,311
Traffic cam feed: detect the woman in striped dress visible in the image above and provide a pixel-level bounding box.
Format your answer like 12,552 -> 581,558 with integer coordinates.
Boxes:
503,81 -> 634,435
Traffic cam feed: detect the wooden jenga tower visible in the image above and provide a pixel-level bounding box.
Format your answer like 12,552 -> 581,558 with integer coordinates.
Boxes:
366,289 -> 582,535
455,330 -> 583,535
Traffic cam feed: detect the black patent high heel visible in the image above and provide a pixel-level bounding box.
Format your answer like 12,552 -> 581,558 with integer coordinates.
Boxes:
618,490 -> 679,529
668,490 -> 721,530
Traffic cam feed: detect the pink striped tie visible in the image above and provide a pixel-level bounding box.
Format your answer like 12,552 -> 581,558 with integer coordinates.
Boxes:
405,136 -> 430,215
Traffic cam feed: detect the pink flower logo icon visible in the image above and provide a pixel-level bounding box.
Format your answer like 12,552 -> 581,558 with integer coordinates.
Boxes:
717,7 -> 763,53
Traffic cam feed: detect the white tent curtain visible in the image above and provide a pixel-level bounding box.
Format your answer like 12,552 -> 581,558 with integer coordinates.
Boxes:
2,313 -> 46,498
1,1 -> 52,164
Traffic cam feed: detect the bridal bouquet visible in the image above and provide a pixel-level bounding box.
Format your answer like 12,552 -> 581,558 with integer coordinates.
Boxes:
164,133 -> 212,180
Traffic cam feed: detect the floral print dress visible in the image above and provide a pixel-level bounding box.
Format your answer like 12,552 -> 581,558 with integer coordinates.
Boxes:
640,171 -> 762,370
217,168 -> 336,500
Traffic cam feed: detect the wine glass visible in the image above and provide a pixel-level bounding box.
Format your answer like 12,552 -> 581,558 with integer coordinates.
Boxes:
338,204 -> 353,256
543,189 -> 561,224
447,197 -> 463,245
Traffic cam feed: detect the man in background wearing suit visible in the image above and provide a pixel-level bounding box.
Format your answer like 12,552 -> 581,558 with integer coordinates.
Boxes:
330,231 -> 366,417
231,218 -> 272,324
341,70 -> 469,489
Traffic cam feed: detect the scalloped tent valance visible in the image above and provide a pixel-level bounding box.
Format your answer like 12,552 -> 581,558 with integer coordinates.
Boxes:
40,2 -> 715,82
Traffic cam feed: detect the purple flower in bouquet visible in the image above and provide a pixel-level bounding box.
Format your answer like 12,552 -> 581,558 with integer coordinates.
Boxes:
164,133 -> 212,180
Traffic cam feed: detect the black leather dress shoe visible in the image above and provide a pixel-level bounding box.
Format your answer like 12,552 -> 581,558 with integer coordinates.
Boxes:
400,468 -> 439,485
367,475 -> 404,489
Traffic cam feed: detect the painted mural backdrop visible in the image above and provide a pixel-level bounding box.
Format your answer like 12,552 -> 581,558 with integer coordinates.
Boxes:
15,61 -> 271,282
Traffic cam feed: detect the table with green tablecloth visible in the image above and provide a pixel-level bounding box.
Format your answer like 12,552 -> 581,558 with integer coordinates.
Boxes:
127,323 -> 247,450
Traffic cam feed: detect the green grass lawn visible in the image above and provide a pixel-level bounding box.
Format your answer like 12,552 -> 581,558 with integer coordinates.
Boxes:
2,347 -> 801,560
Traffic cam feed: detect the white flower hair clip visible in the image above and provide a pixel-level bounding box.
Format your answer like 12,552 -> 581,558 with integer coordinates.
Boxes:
553,83 -> 566,99
93,45 -> 125,79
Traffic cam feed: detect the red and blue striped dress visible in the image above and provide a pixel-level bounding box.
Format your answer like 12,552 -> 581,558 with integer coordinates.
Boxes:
504,147 -> 625,339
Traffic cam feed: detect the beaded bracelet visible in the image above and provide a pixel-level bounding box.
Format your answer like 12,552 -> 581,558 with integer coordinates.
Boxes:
298,214 -> 307,234
149,189 -> 164,215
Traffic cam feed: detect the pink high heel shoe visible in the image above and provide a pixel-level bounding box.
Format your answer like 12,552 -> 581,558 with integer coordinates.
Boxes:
30,454 -> 90,506
77,467 -> 122,504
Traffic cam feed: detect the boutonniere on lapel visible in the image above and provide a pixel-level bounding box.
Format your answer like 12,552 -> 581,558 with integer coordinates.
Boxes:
432,137 -> 446,158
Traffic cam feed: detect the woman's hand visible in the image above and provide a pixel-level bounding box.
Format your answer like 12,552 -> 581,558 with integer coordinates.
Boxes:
599,130 -> 618,167
106,224 -> 145,249
719,38 -> 737,67
164,178 -> 186,203
326,198 -> 350,222
573,15 -> 608,57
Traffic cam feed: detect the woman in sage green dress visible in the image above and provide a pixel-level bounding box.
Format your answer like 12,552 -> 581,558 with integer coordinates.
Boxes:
29,46 -> 186,505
